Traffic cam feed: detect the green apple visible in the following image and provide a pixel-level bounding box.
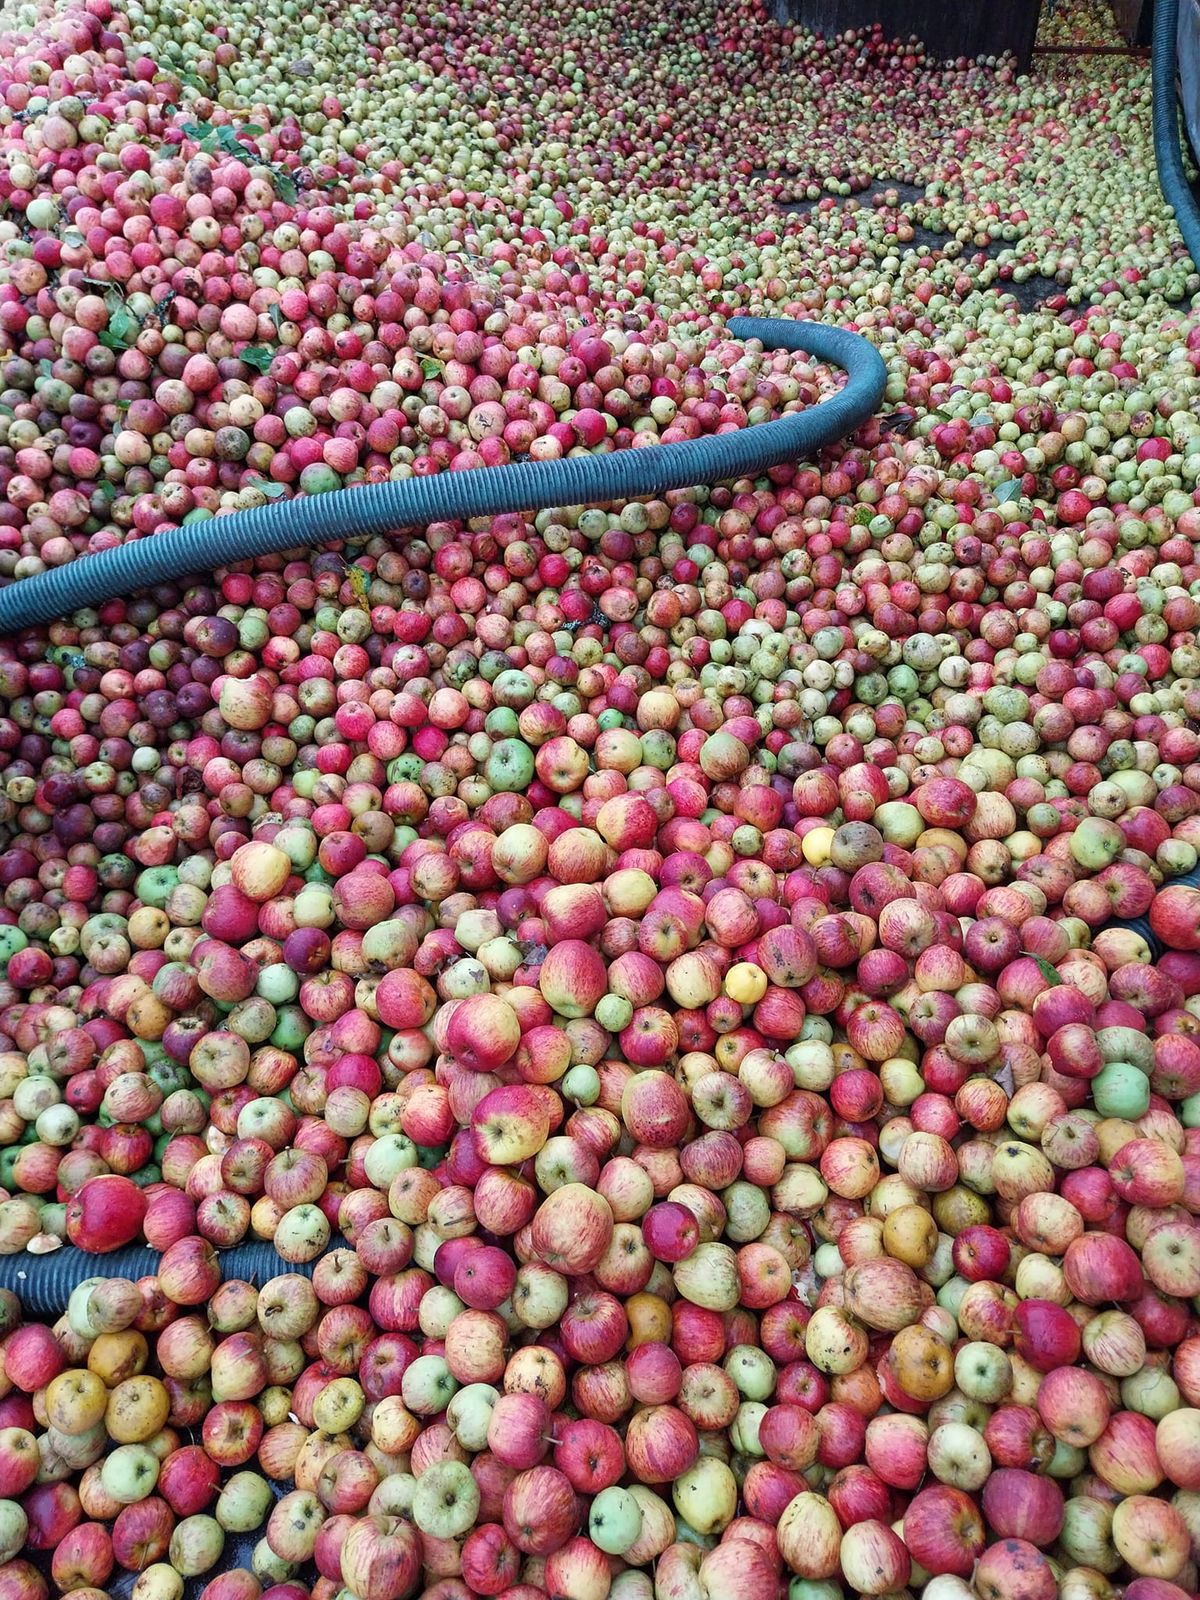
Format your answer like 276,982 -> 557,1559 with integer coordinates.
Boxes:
411,1460 -> 480,1538
589,1485 -> 643,1555
216,1470 -> 275,1533
446,1384 -> 499,1452
0,1499 -> 27,1562
101,1444 -> 161,1505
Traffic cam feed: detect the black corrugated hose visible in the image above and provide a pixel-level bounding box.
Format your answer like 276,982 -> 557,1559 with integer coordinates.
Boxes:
1154,0 -> 1200,275
0,1237 -> 346,1317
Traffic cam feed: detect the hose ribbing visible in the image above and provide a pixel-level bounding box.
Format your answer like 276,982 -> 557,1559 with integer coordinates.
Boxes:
1153,0 -> 1200,274
0,1237 -> 345,1317
0,317 -> 886,634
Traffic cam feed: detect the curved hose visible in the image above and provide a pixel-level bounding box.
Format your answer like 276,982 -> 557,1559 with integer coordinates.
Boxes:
0,1236 -> 346,1318
1153,0 -> 1200,271
0,317 -> 887,634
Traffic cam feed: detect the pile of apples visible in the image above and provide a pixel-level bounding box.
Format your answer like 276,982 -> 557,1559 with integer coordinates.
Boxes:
0,0 -> 1199,1594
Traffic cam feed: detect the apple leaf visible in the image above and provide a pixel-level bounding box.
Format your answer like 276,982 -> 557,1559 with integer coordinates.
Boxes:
1023,953 -> 1062,986
994,479 -> 1023,503
240,346 -> 274,373
420,357 -> 445,379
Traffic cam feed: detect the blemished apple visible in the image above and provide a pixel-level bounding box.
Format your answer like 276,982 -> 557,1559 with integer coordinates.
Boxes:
411,1460 -> 481,1539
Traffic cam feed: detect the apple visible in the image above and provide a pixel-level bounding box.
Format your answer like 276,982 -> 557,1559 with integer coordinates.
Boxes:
588,1487 -> 642,1556
981,1469 -> 1064,1545
265,1490 -> 326,1563
1111,1495 -> 1190,1580
460,1523 -> 521,1596
486,1393 -> 550,1471
0,1503 -> 26,1566
759,1404 -> 819,1472
641,1202 -> 700,1262
973,1539 -> 1056,1600
444,993 -> 520,1072
903,1484 -> 986,1578
1088,1409 -> 1163,1495
502,1467 -> 579,1556
4,1325 -> 66,1392
340,1515 -> 422,1600
954,1341 -> 1013,1405
843,1257 -> 926,1331
411,1461 -> 480,1539
777,1492 -> 841,1579
538,941 -> 608,1019
1012,1299 -> 1081,1373
624,1405 -> 699,1485
554,1419 -> 624,1495
1063,1232 -> 1144,1304
100,1445 -> 161,1506
471,1084 -> 551,1166
66,1175 -> 147,1252
672,1456 -> 737,1537
1154,1408 -> 1200,1490
530,1185 -> 614,1275
1141,1219 -> 1200,1298
927,1422 -> 992,1491
109,1496 -> 175,1573
216,1471 -> 276,1532
157,1449 -> 221,1518
166,1515 -> 225,1579
0,1432 -> 38,1497
1034,1365 -> 1111,1447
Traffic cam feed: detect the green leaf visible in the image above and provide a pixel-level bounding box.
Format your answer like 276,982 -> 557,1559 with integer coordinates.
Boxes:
254,480 -> 290,498
181,120 -> 214,140
98,298 -> 140,351
273,170 -> 297,204
420,357 -> 445,379
239,124 -> 264,137
240,346 -> 274,373
269,303 -> 284,331
1023,953 -> 1063,987
994,479 -> 1023,503
37,359 -> 53,377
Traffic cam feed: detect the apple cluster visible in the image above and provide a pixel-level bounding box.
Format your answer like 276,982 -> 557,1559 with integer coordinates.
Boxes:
0,0 -> 1198,1596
